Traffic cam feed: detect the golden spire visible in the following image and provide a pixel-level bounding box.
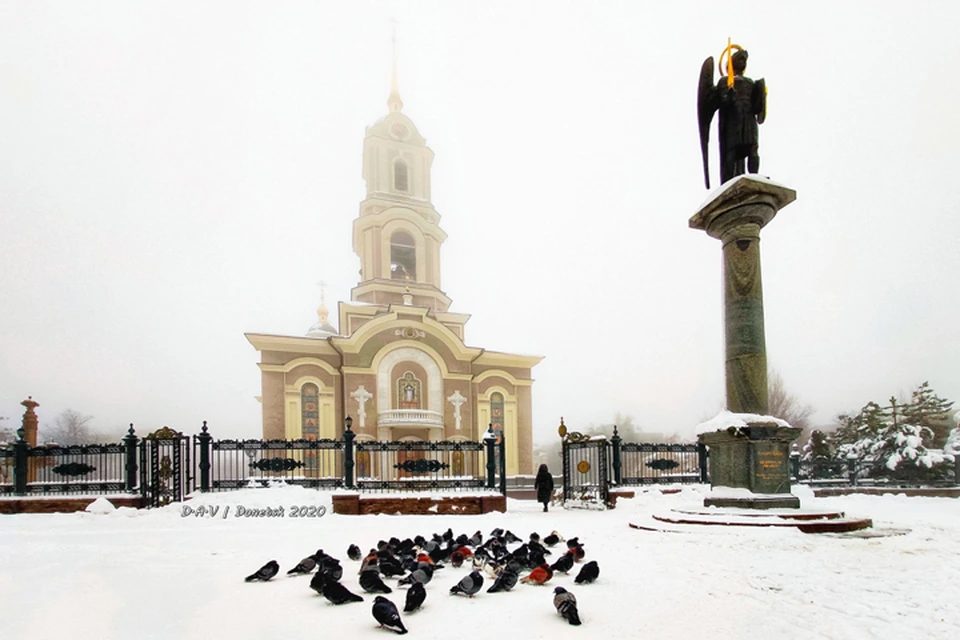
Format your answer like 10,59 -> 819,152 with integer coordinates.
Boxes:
387,17 -> 403,113
317,279 -> 329,322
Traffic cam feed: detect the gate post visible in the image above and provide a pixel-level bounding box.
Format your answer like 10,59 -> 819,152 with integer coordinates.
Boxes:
697,442 -> 709,483
498,429 -> 506,496
197,421 -> 212,492
123,424 -> 139,492
484,425 -> 496,490
13,429 -> 28,496
342,416 -> 355,489
598,439 -> 610,506
610,426 -> 622,485
790,444 -> 801,481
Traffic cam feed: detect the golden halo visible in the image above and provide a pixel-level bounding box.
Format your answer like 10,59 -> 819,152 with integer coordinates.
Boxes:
718,43 -> 744,76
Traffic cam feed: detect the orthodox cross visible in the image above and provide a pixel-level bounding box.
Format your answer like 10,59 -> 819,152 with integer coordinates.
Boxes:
350,385 -> 373,429
447,390 -> 467,430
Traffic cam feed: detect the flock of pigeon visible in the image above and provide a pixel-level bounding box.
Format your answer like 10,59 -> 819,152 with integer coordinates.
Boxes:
244,526 -> 599,634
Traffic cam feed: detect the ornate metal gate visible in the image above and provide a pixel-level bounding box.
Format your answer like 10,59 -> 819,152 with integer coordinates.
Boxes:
561,426 -> 610,508
140,426 -> 190,507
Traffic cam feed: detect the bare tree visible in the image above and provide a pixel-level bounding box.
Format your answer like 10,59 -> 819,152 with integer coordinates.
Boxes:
42,409 -> 96,445
0,416 -> 14,443
768,369 -> 815,432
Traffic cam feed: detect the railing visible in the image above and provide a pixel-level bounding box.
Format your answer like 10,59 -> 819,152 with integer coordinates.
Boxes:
195,430 -> 345,492
792,455 -> 960,487
0,439 -> 135,496
0,420 -> 503,504
377,409 -> 444,427
616,442 -> 706,486
353,439 -> 489,492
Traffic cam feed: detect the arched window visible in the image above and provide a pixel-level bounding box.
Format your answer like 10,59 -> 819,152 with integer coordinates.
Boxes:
490,392 -> 504,471
390,230 -> 417,281
301,384 -> 319,438
393,159 -> 409,192
301,383 -> 319,471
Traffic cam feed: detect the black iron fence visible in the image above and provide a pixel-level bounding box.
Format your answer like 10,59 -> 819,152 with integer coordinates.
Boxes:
792,454 -> 960,488
0,440 -> 132,496
0,421 -> 507,505
353,439 -> 489,492
616,440 -> 707,486
560,425 -> 709,508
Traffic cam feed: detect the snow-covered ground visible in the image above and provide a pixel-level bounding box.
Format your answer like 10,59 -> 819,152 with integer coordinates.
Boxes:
2,485 -> 959,639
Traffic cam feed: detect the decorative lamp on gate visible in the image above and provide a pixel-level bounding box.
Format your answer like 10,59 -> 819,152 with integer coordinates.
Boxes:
345,415 -> 353,431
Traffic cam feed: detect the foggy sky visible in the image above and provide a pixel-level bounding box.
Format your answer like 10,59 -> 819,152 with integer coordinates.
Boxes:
2,1 -> 959,443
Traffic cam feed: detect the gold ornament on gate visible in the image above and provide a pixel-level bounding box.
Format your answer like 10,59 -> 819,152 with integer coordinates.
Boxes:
577,460 -> 591,474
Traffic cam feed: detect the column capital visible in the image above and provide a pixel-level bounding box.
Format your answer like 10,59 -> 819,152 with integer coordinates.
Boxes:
689,175 -> 796,240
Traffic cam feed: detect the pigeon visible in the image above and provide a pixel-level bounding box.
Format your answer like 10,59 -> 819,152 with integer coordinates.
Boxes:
398,564 -> 434,587
543,531 -> 563,547
310,571 -> 327,595
550,551 -> 575,575
503,530 -> 522,544
320,577 -> 364,605
360,550 -> 379,574
489,527 -> 504,538
360,569 -> 393,594
487,563 -> 520,593
319,557 -> 343,582
287,556 -> 317,575
403,581 -> 426,613
553,587 -> 582,625
347,544 -> 362,561
379,557 -> 405,578
450,570 -> 484,597
566,537 -> 580,550
570,544 -> 586,563
450,552 -> 464,568
528,540 -> 551,557
529,532 -> 541,544
520,563 -> 554,585
245,560 -> 279,582
472,555 -> 498,579
372,596 -> 408,634
452,545 -> 474,559
467,531 -> 483,547
574,560 -> 599,584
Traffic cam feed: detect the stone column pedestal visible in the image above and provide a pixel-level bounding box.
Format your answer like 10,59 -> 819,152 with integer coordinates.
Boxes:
690,176 -> 799,509
699,424 -> 802,508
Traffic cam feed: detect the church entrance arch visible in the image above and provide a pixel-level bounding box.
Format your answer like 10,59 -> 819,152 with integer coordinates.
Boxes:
376,346 -> 442,412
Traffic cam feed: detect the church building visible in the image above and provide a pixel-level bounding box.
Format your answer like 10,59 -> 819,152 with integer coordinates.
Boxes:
245,69 -> 542,476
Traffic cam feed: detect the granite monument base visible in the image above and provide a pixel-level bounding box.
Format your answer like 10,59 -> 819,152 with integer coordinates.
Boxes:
699,424 -> 802,509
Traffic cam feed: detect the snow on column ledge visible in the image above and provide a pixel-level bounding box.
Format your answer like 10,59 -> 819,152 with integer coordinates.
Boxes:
694,410 -> 792,438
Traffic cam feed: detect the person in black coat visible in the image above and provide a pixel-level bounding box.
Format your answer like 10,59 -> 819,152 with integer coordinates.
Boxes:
534,464 -> 554,512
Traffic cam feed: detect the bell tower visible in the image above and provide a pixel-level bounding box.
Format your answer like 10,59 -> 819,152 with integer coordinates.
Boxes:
351,38 -> 451,311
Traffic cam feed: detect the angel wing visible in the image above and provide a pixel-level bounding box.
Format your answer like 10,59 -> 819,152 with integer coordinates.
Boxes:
697,57 -> 718,189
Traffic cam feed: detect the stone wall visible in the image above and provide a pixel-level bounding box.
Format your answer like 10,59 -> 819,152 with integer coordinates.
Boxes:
0,496 -> 145,514
332,493 -> 505,515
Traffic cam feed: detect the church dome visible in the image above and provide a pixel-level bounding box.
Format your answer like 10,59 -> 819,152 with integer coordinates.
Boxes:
306,302 -> 338,337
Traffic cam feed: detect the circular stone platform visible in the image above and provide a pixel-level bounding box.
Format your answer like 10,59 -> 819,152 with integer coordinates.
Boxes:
630,507 -> 873,534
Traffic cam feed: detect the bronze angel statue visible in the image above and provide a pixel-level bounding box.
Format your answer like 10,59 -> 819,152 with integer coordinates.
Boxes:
697,42 -> 766,189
